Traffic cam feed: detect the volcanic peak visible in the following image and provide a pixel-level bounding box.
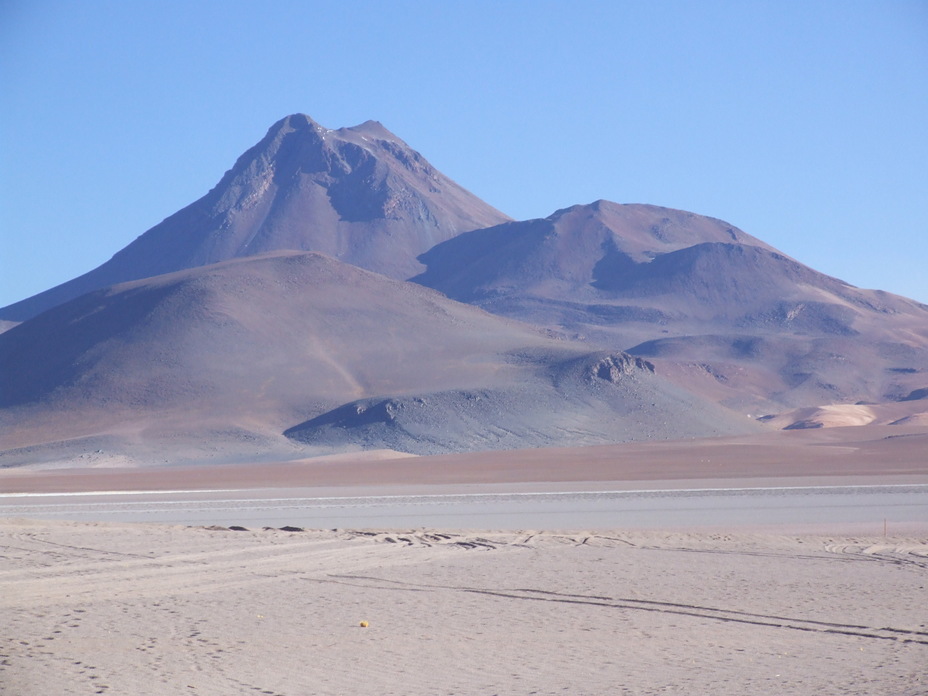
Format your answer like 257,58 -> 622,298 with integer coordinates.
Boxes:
0,114 -> 509,322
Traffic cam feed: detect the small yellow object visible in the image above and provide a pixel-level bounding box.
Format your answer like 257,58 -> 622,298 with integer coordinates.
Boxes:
359,620 -> 369,628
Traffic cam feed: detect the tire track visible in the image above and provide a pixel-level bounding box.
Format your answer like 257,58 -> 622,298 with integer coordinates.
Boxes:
325,573 -> 928,646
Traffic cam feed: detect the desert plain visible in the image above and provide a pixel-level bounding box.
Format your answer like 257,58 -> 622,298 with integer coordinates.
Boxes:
2,426 -> 928,695
3,104 -> 928,695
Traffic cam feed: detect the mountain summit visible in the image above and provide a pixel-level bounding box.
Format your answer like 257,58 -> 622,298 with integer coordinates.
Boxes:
1,114 -> 509,321
2,115 -> 926,468
413,200 -> 928,409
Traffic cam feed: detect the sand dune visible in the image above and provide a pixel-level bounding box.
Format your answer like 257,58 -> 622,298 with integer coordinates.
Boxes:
761,401 -> 928,430
2,519 -> 926,695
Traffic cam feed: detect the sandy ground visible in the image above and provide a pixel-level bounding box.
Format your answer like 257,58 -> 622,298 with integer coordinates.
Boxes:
3,427 -> 927,694
2,519 -> 926,696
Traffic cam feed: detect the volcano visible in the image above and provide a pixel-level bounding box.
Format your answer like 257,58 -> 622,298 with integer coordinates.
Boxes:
0,114 -> 509,322
0,251 -> 760,466
413,200 -> 928,410
2,117 -> 927,468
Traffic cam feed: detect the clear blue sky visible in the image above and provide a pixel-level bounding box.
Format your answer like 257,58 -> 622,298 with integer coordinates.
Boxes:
2,0 -> 927,308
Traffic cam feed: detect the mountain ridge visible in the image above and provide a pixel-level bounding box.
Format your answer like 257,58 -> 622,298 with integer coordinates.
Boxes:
0,250 -> 761,466
412,199 -> 928,409
2,114 -> 927,468
0,114 -> 509,322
